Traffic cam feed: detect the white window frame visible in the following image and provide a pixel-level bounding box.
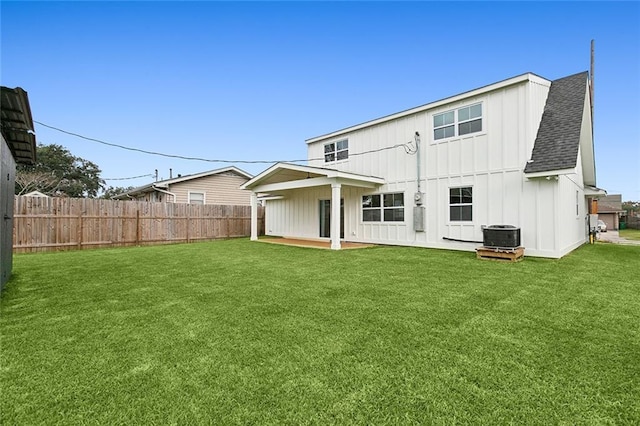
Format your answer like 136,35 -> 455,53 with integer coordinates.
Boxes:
188,191 -> 205,205
433,102 -> 483,141
362,192 -> 405,223
449,186 -> 473,222
324,139 -> 349,163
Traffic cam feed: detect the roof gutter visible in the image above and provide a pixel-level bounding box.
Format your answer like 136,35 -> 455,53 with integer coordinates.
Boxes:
153,186 -> 177,202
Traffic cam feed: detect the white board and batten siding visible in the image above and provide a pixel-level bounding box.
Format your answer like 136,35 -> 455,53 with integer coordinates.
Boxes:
260,73 -> 593,257
170,172 -> 251,206
290,75 -> 583,258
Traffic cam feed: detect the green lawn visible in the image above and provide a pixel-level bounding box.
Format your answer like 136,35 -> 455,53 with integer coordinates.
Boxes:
1,240 -> 639,424
620,228 -> 640,241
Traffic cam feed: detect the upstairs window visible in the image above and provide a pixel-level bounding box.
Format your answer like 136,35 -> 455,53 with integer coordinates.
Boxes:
449,187 -> 472,221
434,111 -> 455,140
324,139 -> 349,162
434,103 -> 482,140
362,193 -> 404,222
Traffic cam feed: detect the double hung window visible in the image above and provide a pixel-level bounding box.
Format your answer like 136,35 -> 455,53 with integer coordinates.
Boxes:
449,187 -> 472,221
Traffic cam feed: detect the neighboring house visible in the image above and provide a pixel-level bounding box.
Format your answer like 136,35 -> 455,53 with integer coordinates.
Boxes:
242,71 -> 605,258
1,86 -> 37,289
597,194 -> 625,231
23,190 -> 48,197
115,166 -> 253,205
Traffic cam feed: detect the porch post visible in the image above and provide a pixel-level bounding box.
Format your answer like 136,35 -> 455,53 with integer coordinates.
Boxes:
250,192 -> 258,241
331,183 -> 341,250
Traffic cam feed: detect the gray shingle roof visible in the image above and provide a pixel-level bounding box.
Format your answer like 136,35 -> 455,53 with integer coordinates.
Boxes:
524,71 -> 589,174
598,194 -> 623,212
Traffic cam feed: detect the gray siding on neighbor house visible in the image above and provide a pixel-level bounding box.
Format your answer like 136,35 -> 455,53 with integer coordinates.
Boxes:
170,172 -> 251,205
1,136 -> 17,289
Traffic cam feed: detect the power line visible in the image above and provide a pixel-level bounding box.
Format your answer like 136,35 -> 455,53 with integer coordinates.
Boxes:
34,120 -> 306,164
103,174 -> 154,181
34,120 -> 417,164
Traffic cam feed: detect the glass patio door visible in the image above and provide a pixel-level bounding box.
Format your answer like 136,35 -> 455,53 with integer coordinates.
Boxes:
319,199 -> 344,239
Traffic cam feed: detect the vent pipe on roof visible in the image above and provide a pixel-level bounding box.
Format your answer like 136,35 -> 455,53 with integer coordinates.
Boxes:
155,169 -> 158,182
169,168 -> 173,179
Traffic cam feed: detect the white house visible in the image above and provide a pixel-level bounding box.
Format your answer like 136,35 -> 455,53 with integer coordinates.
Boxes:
242,71 -> 604,258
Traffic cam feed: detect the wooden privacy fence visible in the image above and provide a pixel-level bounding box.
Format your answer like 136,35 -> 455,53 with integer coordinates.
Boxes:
13,196 -> 264,253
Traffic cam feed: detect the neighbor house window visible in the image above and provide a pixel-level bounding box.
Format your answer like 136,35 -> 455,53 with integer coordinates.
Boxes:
324,139 -> 349,162
449,187 -> 472,221
362,193 -> 404,222
189,192 -> 205,205
434,103 -> 482,140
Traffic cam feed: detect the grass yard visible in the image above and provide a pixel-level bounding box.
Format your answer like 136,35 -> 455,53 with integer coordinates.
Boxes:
1,240 -> 639,424
620,228 -> 640,241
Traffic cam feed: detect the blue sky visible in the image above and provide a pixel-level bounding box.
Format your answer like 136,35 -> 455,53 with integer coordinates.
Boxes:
2,1 -> 639,200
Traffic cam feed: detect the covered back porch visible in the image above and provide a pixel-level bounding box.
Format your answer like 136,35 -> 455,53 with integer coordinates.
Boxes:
241,163 -> 384,250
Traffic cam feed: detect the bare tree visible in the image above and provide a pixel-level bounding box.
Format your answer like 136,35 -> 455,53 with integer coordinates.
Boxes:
14,170 -> 62,196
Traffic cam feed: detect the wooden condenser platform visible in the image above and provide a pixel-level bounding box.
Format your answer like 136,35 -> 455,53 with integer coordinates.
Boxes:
476,246 -> 525,262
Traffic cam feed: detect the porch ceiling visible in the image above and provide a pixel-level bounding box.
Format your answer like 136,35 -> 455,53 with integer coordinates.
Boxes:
241,162 -> 384,193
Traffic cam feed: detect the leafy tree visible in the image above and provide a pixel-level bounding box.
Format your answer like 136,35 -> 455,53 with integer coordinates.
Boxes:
622,201 -> 640,215
100,186 -> 134,199
15,144 -> 105,197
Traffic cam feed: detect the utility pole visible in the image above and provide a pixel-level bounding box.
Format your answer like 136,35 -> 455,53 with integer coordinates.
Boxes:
590,39 -> 595,134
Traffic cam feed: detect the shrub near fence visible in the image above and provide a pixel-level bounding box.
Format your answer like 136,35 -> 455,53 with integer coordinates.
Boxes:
13,196 -> 264,253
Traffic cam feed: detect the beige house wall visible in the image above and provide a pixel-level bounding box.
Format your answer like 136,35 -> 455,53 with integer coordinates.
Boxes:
169,172 -> 251,205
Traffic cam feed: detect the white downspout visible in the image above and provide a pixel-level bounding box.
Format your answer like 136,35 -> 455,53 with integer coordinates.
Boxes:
153,186 -> 177,203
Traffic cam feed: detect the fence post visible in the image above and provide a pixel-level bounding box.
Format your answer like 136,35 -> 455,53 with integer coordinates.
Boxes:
136,209 -> 141,245
186,206 -> 190,244
77,212 -> 83,249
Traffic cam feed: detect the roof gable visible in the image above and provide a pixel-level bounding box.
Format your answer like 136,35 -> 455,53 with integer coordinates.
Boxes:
158,166 -> 252,186
115,166 -> 252,198
241,162 -> 384,192
524,72 -> 590,174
